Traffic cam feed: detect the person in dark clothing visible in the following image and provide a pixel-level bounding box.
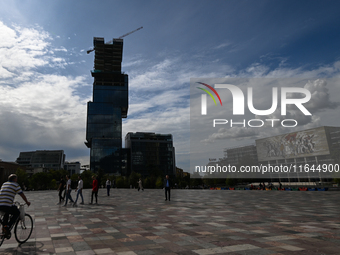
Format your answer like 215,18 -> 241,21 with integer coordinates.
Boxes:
90,175 -> 98,204
57,177 -> 66,204
163,175 -> 172,201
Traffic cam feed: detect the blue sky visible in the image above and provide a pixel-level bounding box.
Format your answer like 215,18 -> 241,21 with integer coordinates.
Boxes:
1,0 -> 340,172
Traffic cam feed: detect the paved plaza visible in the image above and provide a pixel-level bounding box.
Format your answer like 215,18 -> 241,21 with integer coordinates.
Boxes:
1,188 -> 340,255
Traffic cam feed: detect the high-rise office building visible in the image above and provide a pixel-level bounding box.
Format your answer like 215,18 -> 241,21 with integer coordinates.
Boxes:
85,37 -> 129,174
125,132 -> 176,177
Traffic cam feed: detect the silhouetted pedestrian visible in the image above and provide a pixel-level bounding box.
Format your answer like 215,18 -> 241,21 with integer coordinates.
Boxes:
73,175 -> 84,206
106,178 -> 111,196
164,175 -> 171,201
90,175 -> 98,204
63,175 -> 74,207
57,176 -> 65,205
137,178 -> 144,191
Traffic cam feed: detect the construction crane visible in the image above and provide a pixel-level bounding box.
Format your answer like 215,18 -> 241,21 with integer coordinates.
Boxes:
87,26 -> 143,54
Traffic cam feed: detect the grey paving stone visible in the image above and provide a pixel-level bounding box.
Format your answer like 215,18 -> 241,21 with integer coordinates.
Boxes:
0,189 -> 338,255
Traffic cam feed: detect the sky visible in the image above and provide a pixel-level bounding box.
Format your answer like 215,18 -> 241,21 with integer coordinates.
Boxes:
1,0 -> 340,173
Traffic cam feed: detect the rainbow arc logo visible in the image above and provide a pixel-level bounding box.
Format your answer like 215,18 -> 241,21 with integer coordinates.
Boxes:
196,82 -> 222,106
197,82 -> 222,115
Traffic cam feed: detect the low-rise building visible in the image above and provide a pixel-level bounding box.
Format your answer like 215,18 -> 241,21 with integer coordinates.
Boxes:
64,161 -> 81,176
16,150 -> 65,171
0,160 -> 25,185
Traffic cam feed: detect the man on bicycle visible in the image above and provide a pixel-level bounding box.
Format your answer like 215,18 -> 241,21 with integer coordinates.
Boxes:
0,174 -> 31,238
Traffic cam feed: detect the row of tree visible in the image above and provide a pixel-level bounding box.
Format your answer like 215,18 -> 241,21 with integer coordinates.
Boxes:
14,167 -> 339,191
14,169 -> 192,190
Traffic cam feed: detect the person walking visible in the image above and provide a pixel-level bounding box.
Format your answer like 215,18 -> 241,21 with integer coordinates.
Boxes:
137,178 -> 144,191
63,175 -> 74,207
0,174 -> 31,238
57,176 -> 65,205
106,178 -> 111,196
73,175 -> 84,207
90,175 -> 98,205
164,175 -> 171,201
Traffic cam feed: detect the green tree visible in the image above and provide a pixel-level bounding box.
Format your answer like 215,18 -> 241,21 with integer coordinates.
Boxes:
96,169 -> 105,187
190,172 -> 203,187
49,169 -> 68,182
155,176 -> 163,189
16,168 -> 28,189
101,174 -> 109,188
143,177 -> 151,188
50,179 -> 58,189
115,176 -> 127,188
29,172 -> 52,190
183,174 -> 190,188
225,178 -> 238,187
71,174 -> 79,182
81,170 -> 93,189
129,172 -> 141,188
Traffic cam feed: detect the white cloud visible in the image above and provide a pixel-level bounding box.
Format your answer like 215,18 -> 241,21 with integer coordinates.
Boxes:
0,21 -> 50,79
0,21 -> 90,163
304,79 -> 338,111
128,57 -> 234,92
2,19 -> 340,172
214,42 -> 232,50
201,128 -> 259,143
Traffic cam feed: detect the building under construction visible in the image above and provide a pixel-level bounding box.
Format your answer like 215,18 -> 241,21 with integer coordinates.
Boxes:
85,37 -> 129,175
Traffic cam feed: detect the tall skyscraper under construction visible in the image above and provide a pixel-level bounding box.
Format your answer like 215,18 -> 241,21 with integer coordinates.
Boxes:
85,37 -> 129,175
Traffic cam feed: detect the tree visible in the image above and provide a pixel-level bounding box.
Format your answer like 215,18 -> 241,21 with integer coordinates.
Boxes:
101,174 -> 110,188
190,172 -> 203,187
50,179 -> 58,190
96,169 -> 105,187
16,168 -> 28,189
29,172 -> 52,190
129,172 -> 141,188
225,178 -> 238,187
143,177 -> 151,188
49,169 -> 68,182
155,176 -> 163,189
81,170 -> 93,189
115,176 -> 127,188
71,174 -> 79,182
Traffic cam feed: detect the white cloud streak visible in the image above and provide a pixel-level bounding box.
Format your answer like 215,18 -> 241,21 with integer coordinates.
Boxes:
0,21 -> 90,163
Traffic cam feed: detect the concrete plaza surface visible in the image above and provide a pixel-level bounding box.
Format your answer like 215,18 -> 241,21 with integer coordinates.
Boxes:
1,189 -> 340,255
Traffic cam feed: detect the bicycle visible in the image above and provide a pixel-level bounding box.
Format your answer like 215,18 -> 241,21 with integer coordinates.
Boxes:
0,202 -> 33,247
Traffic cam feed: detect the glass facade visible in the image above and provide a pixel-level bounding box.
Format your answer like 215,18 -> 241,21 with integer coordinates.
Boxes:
125,132 -> 176,177
16,150 -> 65,170
85,38 -> 128,174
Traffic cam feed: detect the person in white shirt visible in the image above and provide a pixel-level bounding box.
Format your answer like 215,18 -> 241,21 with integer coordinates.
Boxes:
137,178 -> 144,191
0,174 -> 31,238
106,178 -> 111,196
62,175 -> 74,207
73,175 -> 84,207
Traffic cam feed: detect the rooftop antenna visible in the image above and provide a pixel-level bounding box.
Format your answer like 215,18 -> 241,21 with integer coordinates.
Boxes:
87,26 -> 143,54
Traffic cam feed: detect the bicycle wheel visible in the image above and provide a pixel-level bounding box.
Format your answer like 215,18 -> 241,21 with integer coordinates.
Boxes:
0,219 -> 5,247
0,233 -> 4,247
14,214 -> 33,244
